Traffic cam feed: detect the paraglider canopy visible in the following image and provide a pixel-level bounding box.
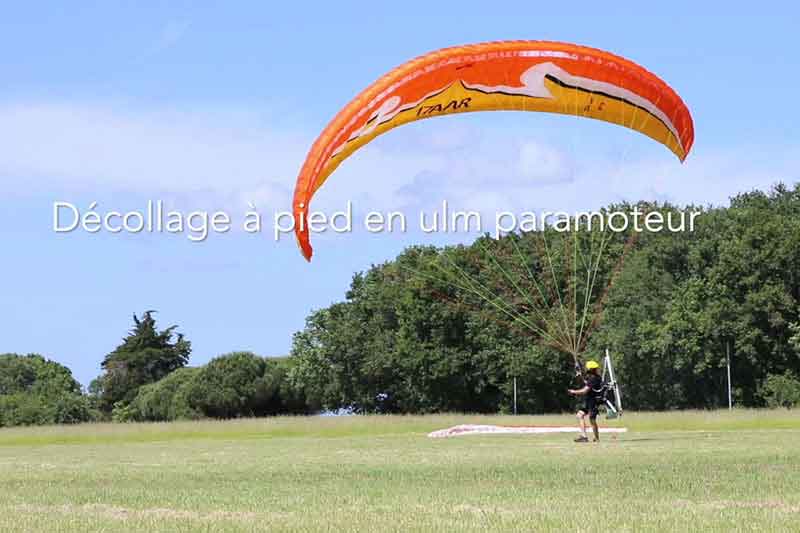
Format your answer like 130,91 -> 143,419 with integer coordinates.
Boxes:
292,40 -> 694,260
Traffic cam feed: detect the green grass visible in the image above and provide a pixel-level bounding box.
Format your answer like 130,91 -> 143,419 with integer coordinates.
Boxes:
1,411 -> 798,532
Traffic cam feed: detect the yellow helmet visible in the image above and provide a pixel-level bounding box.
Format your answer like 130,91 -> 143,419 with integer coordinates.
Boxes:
585,360 -> 600,371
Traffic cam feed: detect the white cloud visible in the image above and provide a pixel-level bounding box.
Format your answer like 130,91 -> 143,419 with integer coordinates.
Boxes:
0,102 -> 796,222
0,103 -> 304,205
518,141 -> 570,182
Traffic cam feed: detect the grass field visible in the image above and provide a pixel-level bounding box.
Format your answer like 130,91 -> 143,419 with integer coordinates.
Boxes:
1,411 -> 798,532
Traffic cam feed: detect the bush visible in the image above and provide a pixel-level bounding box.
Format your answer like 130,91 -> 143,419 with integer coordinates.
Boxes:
0,394 -> 48,426
761,372 -> 800,409
0,354 -> 93,427
50,393 -> 94,424
0,392 -> 93,427
185,352 -> 277,418
129,367 -> 201,421
111,401 -> 139,423
109,354 -> 314,423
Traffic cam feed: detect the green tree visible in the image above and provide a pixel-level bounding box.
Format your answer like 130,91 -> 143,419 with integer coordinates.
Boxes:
289,247 -> 573,414
0,354 -> 93,427
95,311 -> 191,414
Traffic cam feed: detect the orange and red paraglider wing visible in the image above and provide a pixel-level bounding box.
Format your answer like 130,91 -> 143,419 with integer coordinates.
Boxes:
293,40 -> 694,261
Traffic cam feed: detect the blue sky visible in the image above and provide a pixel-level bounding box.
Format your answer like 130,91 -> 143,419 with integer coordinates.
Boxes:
1,1 -> 798,386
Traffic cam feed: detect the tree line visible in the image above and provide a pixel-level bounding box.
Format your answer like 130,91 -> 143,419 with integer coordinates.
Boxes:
287,185 -> 800,413
1,312 -> 317,426
2,184 -> 799,427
